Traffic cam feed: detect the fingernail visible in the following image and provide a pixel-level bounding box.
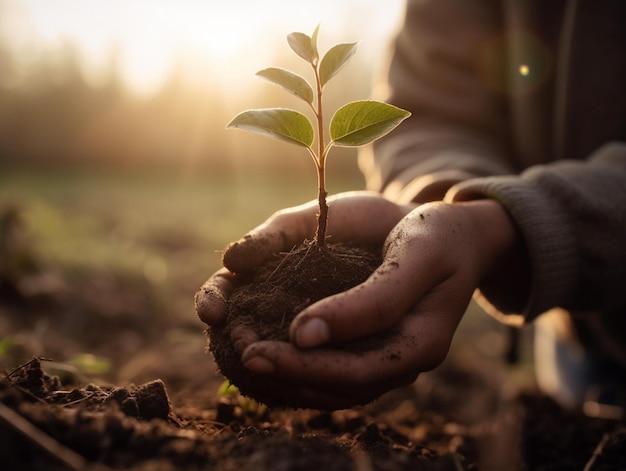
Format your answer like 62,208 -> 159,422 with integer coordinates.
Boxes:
243,356 -> 275,374
296,317 -> 329,348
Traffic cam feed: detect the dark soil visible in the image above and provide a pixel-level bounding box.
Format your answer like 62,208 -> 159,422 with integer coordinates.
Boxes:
2,204 -> 626,470
208,241 -> 390,408
3,356 -> 626,471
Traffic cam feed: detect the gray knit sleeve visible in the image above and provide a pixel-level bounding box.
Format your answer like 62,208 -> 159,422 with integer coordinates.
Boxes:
359,0 -> 514,203
449,142 -> 626,321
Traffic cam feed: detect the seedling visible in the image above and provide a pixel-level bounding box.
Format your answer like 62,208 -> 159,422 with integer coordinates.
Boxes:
227,25 -> 411,247
217,380 -> 267,418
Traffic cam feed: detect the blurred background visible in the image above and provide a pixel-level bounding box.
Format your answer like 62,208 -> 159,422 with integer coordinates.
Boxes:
0,0 -> 523,396
0,0 -> 405,173
0,0 -> 415,388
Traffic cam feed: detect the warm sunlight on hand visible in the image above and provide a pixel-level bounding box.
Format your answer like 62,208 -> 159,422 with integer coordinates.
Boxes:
237,199 -> 520,409
195,191 -> 412,327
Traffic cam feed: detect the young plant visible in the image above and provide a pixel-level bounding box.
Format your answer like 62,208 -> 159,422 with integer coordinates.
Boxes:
227,25 -> 410,247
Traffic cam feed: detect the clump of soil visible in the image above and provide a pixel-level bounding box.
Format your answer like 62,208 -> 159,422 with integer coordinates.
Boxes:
207,240 -> 383,408
0,358 -> 483,471
5,355 -> 626,471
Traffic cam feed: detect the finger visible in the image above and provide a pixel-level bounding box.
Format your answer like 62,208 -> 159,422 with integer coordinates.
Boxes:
243,283 -> 468,389
241,332 -> 419,387
194,268 -> 237,326
290,206 -> 457,348
324,192 -> 413,244
223,201 -> 319,273
289,246 -> 445,348
239,273 -> 473,410
240,340 -> 420,410
230,325 -> 260,354
223,192 -> 411,273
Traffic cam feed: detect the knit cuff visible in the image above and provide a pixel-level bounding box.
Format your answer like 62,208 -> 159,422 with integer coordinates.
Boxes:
449,176 -> 579,322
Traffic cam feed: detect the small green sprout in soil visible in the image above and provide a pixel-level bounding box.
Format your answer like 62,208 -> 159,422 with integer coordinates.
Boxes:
227,24 -> 411,247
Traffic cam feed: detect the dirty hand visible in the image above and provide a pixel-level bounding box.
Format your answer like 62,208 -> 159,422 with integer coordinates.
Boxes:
195,191 -> 413,327
238,199 -> 520,409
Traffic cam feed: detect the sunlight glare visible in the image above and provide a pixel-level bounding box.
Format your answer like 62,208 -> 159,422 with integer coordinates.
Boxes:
519,64 -> 530,77
6,0 -> 406,95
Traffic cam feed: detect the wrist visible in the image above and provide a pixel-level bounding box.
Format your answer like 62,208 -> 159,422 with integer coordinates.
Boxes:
454,198 -> 531,313
455,199 -> 521,276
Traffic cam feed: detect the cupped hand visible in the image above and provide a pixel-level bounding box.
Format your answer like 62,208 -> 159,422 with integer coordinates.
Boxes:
237,199 -> 519,409
195,191 -> 412,327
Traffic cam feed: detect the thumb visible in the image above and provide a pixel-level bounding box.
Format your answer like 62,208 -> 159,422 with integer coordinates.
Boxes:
288,254 -> 429,348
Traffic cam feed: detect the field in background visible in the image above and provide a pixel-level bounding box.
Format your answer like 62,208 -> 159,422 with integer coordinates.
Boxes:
0,163 -> 366,323
0,163 -> 530,376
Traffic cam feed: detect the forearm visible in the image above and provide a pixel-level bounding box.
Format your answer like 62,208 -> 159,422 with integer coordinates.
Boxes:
449,142 -> 626,321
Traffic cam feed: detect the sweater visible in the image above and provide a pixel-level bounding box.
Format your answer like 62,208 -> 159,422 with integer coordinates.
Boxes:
358,0 -> 626,361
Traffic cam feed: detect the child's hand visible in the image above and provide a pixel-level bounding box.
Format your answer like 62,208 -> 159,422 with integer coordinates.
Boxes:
195,191 -> 411,330
237,199 -> 519,409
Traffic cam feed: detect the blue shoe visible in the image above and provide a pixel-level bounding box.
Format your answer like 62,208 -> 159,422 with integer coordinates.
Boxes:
533,309 -> 625,420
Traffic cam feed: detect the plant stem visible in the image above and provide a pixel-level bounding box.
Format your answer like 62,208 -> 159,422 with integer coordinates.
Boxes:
315,173 -> 328,248
313,61 -> 328,248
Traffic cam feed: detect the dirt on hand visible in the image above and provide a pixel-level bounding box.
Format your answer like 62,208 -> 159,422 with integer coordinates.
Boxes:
2,200 -> 626,471
207,241 -> 387,408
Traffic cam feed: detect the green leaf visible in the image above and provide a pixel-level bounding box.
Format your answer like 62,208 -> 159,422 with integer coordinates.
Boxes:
227,108 -> 315,147
68,353 -> 112,375
256,67 -> 314,104
0,337 -> 13,359
319,42 -> 359,88
218,380 -> 238,397
287,31 -> 318,65
311,24 -> 320,53
330,100 -> 411,147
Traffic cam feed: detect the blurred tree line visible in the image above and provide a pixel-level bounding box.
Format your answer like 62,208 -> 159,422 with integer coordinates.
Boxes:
0,35 -> 374,176
0,39 -> 231,171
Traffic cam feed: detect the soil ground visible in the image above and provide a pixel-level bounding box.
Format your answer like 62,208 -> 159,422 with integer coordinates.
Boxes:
1,171 -> 625,470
